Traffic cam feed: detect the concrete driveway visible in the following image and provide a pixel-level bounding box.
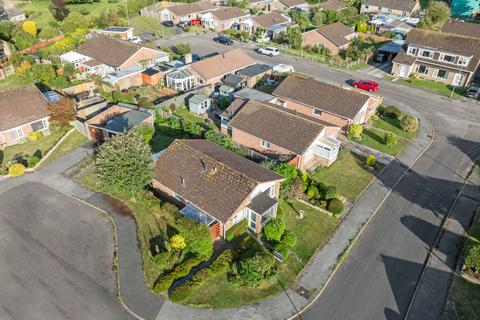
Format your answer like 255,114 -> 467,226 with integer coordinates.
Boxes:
0,182 -> 131,320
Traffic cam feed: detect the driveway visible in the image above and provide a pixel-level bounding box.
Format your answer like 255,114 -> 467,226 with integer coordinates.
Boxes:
0,182 -> 132,320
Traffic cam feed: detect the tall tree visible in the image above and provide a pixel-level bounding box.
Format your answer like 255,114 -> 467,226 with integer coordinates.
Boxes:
47,97 -> 76,127
49,0 -> 70,21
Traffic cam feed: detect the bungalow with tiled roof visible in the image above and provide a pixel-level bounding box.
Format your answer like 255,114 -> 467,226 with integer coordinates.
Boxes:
159,1 -> 216,24
392,28 -> 480,87
239,12 -> 292,39
200,7 -> 249,31
360,0 -> 420,17
278,0 -> 309,11
302,22 -> 356,55
318,0 -> 347,12
222,99 -> 341,170
272,75 -> 381,131
152,139 -> 284,239
0,85 -> 50,148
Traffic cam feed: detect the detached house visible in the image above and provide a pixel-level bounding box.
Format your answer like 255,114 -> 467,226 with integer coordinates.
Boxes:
302,22 -> 356,55
278,0 -> 309,11
160,1 -> 216,24
201,7 -> 249,31
360,0 -> 420,17
392,28 -> 480,87
60,35 -> 169,77
152,139 -> 284,239
318,0 -> 347,12
0,85 -> 50,148
272,75 -> 381,131
221,99 -> 341,170
240,12 -> 292,39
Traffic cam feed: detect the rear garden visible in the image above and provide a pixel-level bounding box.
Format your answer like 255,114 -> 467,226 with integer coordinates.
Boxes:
348,106 -> 419,157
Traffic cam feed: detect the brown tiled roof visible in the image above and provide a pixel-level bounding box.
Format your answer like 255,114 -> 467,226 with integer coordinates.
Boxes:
168,1 -> 216,16
189,49 -> 255,81
273,75 -> 370,120
77,35 -> 141,68
279,0 -> 307,8
253,12 -> 290,28
83,58 -> 103,67
364,0 -> 418,12
221,97 -> 248,119
210,7 -> 248,21
0,85 -> 49,131
153,139 -> 283,222
319,0 -> 346,11
229,100 -> 326,155
442,21 -> 480,39
316,22 -> 354,47
393,28 -> 480,72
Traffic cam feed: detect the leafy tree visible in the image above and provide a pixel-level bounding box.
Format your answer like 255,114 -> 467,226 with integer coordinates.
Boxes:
16,60 -> 32,76
365,154 -> 376,167
237,253 -> 276,287
170,234 -> 187,250
49,76 -> 70,89
311,11 -> 326,26
136,124 -> 155,142
384,132 -> 398,147
95,9 -> 127,28
13,31 -> 36,50
95,129 -> 154,196
38,26 -> 61,39
0,21 -> 14,40
22,21 -> 37,36
63,63 -> 75,78
182,120 -> 202,136
273,162 -> 299,184
419,1 -> 450,30
337,6 -> 360,27
49,0 -> 70,21
176,216 -> 213,258
30,64 -> 56,85
284,27 -> 302,49
204,130 -> 245,156
62,12 -> 91,33
324,186 -> 337,200
264,218 -> 286,242
137,97 -> 154,109
464,245 -> 480,272
47,97 -> 76,127
174,43 -> 192,55
324,10 -> 338,24
400,115 -> 419,133
289,11 -> 311,29
347,123 -> 363,139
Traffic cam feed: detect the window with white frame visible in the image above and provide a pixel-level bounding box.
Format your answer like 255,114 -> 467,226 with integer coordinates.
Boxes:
8,128 -> 24,140
313,108 -> 322,116
316,144 -> 339,159
268,185 -> 275,197
440,54 -> 455,63
434,69 -> 448,79
458,57 -> 469,66
260,139 -> 270,148
407,47 -> 418,55
420,50 -> 433,58
416,65 -> 429,75
31,119 -> 47,132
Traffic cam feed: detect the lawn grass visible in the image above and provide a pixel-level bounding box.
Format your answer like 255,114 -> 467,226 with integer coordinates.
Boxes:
371,116 -> 417,139
175,108 -> 217,131
14,0 -> 120,29
0,75 -> 31,92
359,127 -> 410,156
131,16 -> 176,38
41,130 -> 88,166
310,148 -> 379,202
150,132 -> 174,152
0,126 -> 68,166
394,78 -> 466,99
448,276 -> 480,320
183,200 -> 340,308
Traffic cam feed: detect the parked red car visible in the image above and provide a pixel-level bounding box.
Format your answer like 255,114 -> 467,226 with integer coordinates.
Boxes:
353,80 -> 380,92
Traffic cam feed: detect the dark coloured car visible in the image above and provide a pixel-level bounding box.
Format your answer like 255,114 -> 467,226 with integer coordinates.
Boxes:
373,52 -> 386,63
177,21 -> 188,28
163,20 -> 174,27
213,35 -> 234,45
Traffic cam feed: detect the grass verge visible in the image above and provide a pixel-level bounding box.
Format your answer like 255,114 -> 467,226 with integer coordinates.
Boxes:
393,78 -> 465,99
41,130 -> 88,166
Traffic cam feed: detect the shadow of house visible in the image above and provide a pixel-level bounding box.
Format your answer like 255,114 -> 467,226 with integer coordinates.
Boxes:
447,135 -> 480,166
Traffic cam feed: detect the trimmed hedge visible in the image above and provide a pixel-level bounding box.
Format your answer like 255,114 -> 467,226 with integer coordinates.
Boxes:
328,198 -> 344,215
382,106 -> 403,119
153,256 -> 204,293
226,219 -> 248,242
8,163 -> 26,177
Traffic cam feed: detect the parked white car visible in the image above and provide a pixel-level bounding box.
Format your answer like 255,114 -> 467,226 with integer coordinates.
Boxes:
128,36 -> 142,44
257,47 -> 280,57
273,64 -> 294,73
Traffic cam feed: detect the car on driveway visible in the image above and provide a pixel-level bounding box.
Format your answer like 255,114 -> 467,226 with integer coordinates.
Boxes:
353,79 -> 380,92
128,36 -> 142,44
213,35 -> 234,45
258,47 -> 280,56
466,83 -> 480,99
177,21 -> 189,29
163,20 -> 174,27
273,63 -> 294,73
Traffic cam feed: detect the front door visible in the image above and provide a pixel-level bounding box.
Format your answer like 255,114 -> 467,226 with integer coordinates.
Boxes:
399,65 -> 407,78
453,73 -> 462,86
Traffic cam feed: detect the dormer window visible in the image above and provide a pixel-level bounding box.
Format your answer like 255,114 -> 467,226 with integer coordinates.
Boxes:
420,50 -> 433,58
407,47 -> 418,55
440,54 -> 455,63
458,57 -> 469,66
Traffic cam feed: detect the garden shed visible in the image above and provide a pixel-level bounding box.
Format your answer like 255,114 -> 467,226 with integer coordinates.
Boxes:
188,94 -> 212,115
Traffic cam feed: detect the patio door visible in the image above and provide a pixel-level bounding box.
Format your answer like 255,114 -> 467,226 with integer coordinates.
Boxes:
248,209 -> 257,231
453,73 -> 462,86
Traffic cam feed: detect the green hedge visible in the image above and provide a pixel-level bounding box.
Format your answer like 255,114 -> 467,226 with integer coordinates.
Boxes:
226,219 -> 248,242
153,256 -> 204,293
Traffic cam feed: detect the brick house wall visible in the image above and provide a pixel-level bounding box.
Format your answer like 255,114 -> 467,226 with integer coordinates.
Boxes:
0,117 -> 50,148
360,2 -> 420,16
120,48 -> 168,70
231,127 -> 293,157
392,61 -> 472,87
303,32 -> 343,55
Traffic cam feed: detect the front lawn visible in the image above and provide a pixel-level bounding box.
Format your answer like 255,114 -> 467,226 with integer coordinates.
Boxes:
371,116 -> 417,139
0,126 -> 69,166
310,148 -> 380,202
131,16 -> 176,38
181,200 -> 340,308
360,127 -> 411,156
41,130 -> 88,166
447,276 -> 480,320
393,78 -> 465,99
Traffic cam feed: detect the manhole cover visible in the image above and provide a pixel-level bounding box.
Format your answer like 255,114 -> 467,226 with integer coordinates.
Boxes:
296,287 -> 312,300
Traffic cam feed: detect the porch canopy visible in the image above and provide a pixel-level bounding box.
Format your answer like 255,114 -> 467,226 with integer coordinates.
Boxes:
247,191 -> 277,215
180,203 -> 216,226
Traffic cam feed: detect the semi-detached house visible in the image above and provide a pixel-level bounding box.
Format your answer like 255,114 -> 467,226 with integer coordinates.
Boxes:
272,75 -> 381,131
360,0 -> 420,17
152,139 -> 284,239
221,99 -> 341,171
392,28 -> 480,87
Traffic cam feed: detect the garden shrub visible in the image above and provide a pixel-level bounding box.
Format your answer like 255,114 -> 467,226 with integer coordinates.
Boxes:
261,159 -> 277,170
170,234 -> 186,250
281,230 -> 297,248
384,132 -> 398,147
226,219 -> 248,242
324,186 -> 338,200
153,256 -> 204,293
400,115 -> 419,133
328,198 -> 344,215
169,285 -> 191,302
27,131 -> 43,141
182,120 -> 203,136
8,163 -> 26,176
273,162 -> 299,184
237,252 -> 276,287
204,130 -> 245,156
274,243 -> 289,257
347,124 -> 363,139
383,106 -> 403,119
176,216 -> 214,258
136,124 -> 154,142
0,166 -> 8,176
264,218 -> 286,242
365,154 -> 376,167
464,245 -> 480,272
28,155 -> 41,168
